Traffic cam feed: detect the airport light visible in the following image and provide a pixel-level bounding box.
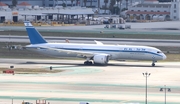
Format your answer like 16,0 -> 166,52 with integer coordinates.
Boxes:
142,72 -> 151,104
160,85 -> 171,104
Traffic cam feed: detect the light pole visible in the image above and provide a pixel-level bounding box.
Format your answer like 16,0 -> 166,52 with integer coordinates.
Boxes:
11,96 -> 13,104
142,72 -> 151,104
160,85 -> 171,104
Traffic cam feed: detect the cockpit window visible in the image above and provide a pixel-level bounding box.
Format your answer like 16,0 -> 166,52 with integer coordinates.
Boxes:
157,51 -> 161,53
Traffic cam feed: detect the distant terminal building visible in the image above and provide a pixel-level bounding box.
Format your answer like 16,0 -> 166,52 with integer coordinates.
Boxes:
126,0 -> 180,21
1,0 -> 180,23
0,0 -> 136,23
0,0 -> 96,7
0,0 -> 44,6
0,1 -> 94,24
0,0 -> 139,8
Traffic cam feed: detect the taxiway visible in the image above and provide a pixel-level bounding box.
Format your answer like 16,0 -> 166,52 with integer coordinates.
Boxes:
0,35 -> 180,47
0,59 -> 179,104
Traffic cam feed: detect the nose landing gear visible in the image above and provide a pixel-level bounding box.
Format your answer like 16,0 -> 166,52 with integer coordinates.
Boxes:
152,63 -> 155,67
152,61 -> 157,67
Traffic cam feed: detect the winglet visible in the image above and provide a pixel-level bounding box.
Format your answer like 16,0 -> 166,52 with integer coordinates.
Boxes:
24,21 -> 47,44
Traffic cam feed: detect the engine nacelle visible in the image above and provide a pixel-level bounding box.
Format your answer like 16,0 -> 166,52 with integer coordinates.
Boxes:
93,54 -> 109,64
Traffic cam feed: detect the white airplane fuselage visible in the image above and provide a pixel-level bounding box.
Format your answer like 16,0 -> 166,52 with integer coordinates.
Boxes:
23,21 -> 166,66
26,43 -> 166,61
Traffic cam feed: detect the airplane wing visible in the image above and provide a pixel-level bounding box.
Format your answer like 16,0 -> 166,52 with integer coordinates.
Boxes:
39,46 -> 108,58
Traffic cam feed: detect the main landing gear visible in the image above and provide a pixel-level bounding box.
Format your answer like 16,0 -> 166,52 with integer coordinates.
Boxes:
84,61 -> 93,65
84,58 -> 93,65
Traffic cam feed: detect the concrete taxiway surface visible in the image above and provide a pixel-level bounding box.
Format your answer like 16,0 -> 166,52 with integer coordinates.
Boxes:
1,35 -> 180,47
0,58 -> 180,104
1,21 -> 180,35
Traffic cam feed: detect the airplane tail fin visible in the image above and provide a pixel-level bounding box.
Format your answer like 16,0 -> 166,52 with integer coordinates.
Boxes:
24,21 -> 47,44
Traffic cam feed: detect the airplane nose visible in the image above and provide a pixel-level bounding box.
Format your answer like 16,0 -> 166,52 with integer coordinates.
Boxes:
163,54 -> 167,60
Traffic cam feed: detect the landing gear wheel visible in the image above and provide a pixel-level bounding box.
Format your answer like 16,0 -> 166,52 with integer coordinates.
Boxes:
84,61 -> 93,65
84,61 -> 87,65
152,63 -> 155,67
89,61 -> 93,65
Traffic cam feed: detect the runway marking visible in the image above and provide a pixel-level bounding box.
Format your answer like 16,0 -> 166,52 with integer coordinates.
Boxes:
0,95 -> 179,104
1,59 -> 180,104
39,97 -> 51,100
43,66 -> 103,76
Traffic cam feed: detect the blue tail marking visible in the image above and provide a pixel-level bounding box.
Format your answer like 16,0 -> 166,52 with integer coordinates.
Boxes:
24,21 -> 47,44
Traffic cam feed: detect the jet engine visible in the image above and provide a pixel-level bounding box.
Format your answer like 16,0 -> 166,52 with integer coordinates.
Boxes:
93,54 -> 109,64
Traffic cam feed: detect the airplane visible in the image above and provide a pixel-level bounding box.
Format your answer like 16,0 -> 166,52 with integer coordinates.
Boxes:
24,21 -> 166,66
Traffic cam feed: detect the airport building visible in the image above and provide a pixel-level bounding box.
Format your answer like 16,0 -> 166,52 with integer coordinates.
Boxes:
0,0 -> 96,7
0,0 -> 140,8
0,1 -> 94,25
0,0 -> 44,6
126,0 -> 180,21
0,0 -> 180,23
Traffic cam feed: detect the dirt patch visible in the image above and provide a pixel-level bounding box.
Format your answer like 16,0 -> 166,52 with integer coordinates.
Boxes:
0,68 -> 64,74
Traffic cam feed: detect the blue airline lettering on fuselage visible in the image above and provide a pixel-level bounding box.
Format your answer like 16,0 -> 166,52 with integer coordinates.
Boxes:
124,48 -> 146,51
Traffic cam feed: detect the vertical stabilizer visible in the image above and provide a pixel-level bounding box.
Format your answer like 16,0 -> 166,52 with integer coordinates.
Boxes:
24,21 -> 47,44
